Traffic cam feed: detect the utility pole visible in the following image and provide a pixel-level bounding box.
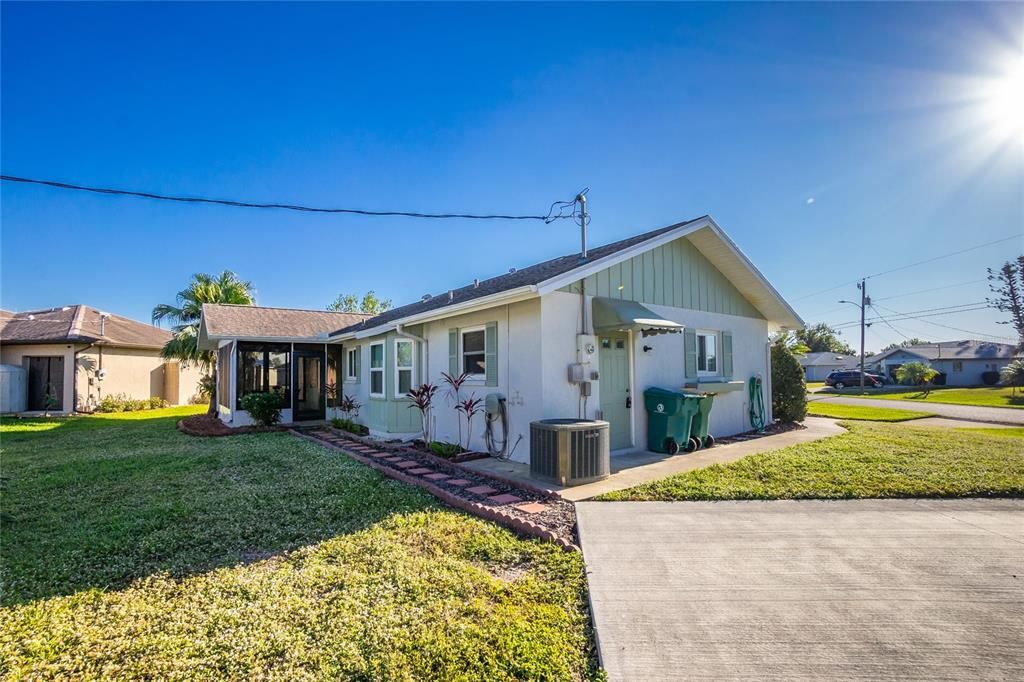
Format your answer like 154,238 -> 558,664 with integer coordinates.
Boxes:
859,279 -> 867,393
839,279 -> 870,394
577,191 -> 588,260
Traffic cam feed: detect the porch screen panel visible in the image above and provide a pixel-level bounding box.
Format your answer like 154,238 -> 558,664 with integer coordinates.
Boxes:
217,344 -> 232,409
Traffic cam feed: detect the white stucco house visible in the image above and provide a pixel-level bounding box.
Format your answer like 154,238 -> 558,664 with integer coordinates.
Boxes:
799,352 -> 860,382
865,340 -> 1018,386
198,216 -> 803,461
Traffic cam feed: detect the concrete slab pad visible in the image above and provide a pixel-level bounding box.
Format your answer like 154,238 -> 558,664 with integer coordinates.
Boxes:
577,499 -> 1024,681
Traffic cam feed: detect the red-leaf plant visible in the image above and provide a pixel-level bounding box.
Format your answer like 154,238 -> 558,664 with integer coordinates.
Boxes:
406,383 -> 439,443
454,395 -> 483,452
441,371 -> 471,446
338,394 -> 362,420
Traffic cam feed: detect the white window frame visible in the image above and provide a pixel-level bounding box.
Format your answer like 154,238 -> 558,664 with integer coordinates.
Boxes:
394,339 -> 415,398
460,325 -> 487,383
345,347 -> 358,383
369,342 -> 385,398
696,330 -> 719,377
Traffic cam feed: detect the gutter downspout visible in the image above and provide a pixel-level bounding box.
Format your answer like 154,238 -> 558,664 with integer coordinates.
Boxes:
395,324 -> 428,384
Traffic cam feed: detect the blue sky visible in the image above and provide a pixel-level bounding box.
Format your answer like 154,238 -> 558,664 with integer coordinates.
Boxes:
2,2 -> 1021,351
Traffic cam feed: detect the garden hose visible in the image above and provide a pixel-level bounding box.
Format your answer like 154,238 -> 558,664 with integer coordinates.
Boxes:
749,376 -> 766,432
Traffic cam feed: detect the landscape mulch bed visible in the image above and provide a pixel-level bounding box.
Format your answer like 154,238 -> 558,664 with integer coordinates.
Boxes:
713,420 -> 805,444
178,414 -> 288,438
293,427 -> 578,550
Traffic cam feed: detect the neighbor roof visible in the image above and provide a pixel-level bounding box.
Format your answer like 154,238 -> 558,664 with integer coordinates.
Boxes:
199,304 -> 371,348
872,340 -> 1020,362
333,216 -> 803,336
799,352 -> 861,368
0,305 -> 172,349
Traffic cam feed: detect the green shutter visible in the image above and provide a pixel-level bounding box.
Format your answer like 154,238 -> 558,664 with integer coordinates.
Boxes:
352,345 -> 361,384
448,328 -> 459,376
485,321 -> 498,387
722,331 -> 733,378
684,328 -> 697,379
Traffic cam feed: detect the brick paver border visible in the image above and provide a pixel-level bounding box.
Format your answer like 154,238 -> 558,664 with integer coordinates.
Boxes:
290,429 -> 578,551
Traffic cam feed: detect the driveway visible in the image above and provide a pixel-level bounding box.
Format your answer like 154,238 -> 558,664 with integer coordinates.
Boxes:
810,394 -> 1024,425
577,499 -> 1024,681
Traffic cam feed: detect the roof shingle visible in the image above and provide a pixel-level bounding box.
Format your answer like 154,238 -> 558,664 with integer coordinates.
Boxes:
202,304 -> 371,340
0,305 -> 171,348
334,217 -> 704,335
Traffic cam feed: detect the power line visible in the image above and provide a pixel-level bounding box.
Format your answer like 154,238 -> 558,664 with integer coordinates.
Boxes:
872,278 -> 989,302
830,300 -> 991,328
831,305 -> 993,330
790,235 -> 1021,302
872,303 -> 1017,342
0,174 -> 580,222
869,304 -> 910,340
866,235 -> 1022,279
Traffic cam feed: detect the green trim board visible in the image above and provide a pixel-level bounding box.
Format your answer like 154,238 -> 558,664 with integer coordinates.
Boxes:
560,236 -> 764,319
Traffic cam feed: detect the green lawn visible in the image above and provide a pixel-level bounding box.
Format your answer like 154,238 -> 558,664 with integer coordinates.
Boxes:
807,401 -> 934,422
0,409 -> 599,680
827,385 -> 1024,409
599,421 -> 1024,501
805,381 -> 826,391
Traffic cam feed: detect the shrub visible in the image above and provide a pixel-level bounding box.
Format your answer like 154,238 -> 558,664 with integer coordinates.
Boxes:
895,361 -> 939,392
981,370 -> 1000,386
771,340 -> 807,423
429,441 -> 463,458
1000,359 -> 1024,395
240,392 -> 285,426
95,393 -> 168,413
331,417 -> 369,436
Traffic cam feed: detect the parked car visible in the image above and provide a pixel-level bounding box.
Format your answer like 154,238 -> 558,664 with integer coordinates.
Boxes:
824,370 -> 883,389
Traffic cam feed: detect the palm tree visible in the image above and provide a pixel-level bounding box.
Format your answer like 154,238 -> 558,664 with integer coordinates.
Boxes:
153,271 -> 255,415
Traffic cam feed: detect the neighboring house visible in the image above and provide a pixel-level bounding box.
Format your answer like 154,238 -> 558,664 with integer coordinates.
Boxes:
0,305 -> 205,412
864,340 -> 1018,386
199,216 -> 803,460
799,352 -> 861,381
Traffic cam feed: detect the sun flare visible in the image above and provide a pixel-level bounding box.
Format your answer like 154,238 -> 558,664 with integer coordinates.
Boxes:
977,54 -> 1024,144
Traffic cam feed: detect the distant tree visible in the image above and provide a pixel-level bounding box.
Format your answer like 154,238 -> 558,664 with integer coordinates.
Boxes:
880,338 -> 930,352
988,256 -> 1024,349
895,361 -> 940,394
328,290 -> 392,315
153,271 -> 256,415
795,323 -> 856,355
770,331 -> 810,357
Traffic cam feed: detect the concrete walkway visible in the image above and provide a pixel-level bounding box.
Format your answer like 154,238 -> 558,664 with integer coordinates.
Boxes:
577,499 -> 1024,681
810,394 -> 1024,425
463,417 -> 845,501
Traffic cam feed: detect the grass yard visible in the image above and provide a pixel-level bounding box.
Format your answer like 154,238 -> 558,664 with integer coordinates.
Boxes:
805,381 -> 826,391
0,409 -> 599,680
827,385 -> 1024,409
598,421 -> 1024,501
806,401 -> 934,422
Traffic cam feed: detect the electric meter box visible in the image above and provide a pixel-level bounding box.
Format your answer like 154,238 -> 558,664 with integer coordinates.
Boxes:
576,334 -> 597,364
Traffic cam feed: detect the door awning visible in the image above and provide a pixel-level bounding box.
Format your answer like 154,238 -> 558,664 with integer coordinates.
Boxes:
592,297 -> 683,337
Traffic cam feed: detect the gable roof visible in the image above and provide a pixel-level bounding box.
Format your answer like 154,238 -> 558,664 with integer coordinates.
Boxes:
199,304 -> 371,349
799,352 -> 861,368
871,340 -> 1019,363
333,216 -> 803,337
0,305 -> 171,349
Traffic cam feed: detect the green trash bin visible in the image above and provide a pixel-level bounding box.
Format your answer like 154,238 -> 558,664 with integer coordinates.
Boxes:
644,387 -> 702,455
685,391 -> 716,448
